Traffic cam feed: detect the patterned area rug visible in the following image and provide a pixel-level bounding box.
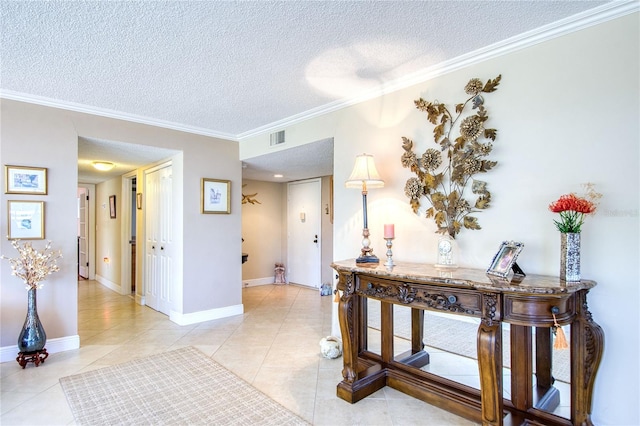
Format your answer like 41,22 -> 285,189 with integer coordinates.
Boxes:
60,346 -> 309,426
368,301 -> 570,383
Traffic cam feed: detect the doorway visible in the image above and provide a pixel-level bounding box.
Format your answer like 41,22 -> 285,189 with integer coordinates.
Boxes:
121,172 -> 137,296
287,178 -> 322,288
77,184 -> 96,280
77,187 -> 89,279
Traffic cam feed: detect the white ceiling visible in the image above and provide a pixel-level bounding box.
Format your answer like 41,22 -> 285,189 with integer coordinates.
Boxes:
242,137 -> 334,182
78,137 -> 180,184
1,1 -> 614,183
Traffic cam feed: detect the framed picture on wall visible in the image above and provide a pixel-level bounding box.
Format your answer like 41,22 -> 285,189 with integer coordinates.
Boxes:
201,178 -> 230,214
7,200 -> 45,239
109,195 -> 116,218
5,165 -> 48,195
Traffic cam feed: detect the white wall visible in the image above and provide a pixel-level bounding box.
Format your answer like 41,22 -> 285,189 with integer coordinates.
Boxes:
240,12 -> 639,425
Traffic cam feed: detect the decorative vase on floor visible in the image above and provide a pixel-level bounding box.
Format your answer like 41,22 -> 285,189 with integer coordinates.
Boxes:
18,288 -> 47,353
560,232 -> 580,282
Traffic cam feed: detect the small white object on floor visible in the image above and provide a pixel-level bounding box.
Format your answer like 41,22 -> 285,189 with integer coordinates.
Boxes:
319,283 -> 332,296
319,336 -> 342,359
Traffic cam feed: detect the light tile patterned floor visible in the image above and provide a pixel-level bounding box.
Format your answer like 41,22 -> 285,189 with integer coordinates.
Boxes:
0,281 -> 478,425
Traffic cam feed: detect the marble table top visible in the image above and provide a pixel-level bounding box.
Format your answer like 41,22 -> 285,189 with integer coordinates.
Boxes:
331,259 -> 597,295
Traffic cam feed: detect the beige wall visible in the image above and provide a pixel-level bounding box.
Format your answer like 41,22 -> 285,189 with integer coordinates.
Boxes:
320,175 -> 334,286
241,179 -> 285,281
95,177 -> 122,286
1,100 -> 79,350
239,13 -> 640,424
1,100 -> 243,354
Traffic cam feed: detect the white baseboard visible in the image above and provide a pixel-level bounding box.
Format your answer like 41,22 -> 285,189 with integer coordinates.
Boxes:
95,274 -> 121,293
0,335 -> 80,363
170,304 -> 244,326
242,277 -> 276,287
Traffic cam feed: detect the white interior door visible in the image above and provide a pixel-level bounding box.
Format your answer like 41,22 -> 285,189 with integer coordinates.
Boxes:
144,163 -> 173,314
287,179 -> 321,288
78,188 -> 89,278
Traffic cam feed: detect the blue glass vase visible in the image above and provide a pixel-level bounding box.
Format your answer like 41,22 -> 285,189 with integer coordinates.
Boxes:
18,288 -> 47,353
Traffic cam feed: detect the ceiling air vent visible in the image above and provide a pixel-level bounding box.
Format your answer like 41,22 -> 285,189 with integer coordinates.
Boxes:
270,130 -> 285,146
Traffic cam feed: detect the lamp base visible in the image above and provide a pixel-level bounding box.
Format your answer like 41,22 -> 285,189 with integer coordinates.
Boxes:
356,254 -> 379,266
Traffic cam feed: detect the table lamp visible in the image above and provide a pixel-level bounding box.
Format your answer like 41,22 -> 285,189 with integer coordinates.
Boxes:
345,154 -> 384,265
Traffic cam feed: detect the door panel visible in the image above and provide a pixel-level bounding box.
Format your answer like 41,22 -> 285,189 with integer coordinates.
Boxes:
144,164 -> 173,315
287,179 -> 321,288
78,188 -> 89,278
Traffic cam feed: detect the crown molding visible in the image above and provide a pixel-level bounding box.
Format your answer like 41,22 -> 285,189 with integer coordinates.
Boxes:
237,0 -> 639,140
0,90 -> 239,142
1,1 -> 636,142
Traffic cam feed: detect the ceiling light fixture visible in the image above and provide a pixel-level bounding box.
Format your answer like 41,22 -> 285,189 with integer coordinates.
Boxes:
274,174 -> 283,178
92,161 -> 115,171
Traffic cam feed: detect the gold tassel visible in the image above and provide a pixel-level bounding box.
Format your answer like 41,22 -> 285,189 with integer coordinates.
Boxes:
334,290 -> 340,303
552,312 -> 569,350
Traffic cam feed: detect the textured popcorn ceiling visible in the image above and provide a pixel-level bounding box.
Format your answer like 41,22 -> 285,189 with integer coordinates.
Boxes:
0,1 -> 613,182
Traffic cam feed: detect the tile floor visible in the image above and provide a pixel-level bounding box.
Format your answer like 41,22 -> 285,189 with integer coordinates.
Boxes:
1,281 -> 491,425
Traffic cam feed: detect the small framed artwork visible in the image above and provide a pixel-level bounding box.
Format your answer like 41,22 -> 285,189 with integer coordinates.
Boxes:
109,195 -> 116,218
487,241 -> 525,279
136,193 -> 142,210
8,200 -> 45,240
5,165 -> 48,195
201,178 -> 231,214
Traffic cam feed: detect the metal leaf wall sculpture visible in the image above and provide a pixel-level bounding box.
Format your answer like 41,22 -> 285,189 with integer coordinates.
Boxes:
401,75 -> 502,239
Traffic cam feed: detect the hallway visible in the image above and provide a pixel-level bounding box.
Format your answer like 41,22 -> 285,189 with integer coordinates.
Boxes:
0,281 -> 474,425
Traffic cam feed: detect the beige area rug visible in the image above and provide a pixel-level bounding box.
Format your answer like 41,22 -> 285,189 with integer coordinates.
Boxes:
368,300 -> 570,383
60,346 -> 309,426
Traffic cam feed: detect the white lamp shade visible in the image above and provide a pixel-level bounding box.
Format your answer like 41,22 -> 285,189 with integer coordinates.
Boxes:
345,154 -> 384,189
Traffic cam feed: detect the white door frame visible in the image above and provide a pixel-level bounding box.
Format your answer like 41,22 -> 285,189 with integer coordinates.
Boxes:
77,183 -> 96,280
120,171 -> 137,296
77,187 -> 89,278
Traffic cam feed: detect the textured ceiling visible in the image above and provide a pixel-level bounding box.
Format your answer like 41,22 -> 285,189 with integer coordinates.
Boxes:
0,1 -> 614,183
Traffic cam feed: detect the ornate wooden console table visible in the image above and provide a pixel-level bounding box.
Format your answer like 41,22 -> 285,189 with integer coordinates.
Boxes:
331,260 -> 603,426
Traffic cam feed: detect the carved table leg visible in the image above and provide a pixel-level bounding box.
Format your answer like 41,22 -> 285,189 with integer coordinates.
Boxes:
571,290 -> 604,426
338,274 -> 357,385
478,319 -> 503,426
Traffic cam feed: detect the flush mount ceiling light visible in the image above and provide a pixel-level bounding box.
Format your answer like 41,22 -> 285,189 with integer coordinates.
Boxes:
92,161 -> 115,171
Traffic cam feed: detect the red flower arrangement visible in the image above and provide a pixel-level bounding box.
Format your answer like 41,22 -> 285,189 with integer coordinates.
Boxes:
548,193 -> 596,233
